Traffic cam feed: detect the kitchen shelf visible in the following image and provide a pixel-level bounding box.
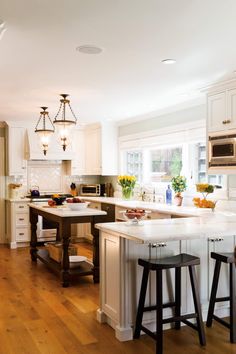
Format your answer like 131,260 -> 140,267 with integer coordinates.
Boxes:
36,249 -> 93,277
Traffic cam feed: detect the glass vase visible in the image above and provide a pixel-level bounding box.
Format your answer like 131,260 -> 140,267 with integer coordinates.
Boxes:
122,187 -> 133,200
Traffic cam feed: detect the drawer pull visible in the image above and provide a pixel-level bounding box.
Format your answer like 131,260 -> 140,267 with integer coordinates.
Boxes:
146,215 -> 151,219
19,206 -> 24,209
19,233 -> 25,236
19,218 -> 25,221
208,237 -> 224,242
150,242 -> 167,248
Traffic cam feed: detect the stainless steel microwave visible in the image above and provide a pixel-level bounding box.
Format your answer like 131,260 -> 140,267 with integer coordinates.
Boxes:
209,134 -> 236,167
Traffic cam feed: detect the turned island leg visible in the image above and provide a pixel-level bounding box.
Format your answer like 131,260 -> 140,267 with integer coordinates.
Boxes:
30,208 -> 38,262
91,217 -> 100,283
59,221 -> 71,287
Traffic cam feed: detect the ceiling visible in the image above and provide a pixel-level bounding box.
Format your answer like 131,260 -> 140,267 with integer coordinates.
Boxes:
1,0 -> 236,125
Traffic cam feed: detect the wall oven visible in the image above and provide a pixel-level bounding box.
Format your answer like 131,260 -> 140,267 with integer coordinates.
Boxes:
209,134 -> 236,167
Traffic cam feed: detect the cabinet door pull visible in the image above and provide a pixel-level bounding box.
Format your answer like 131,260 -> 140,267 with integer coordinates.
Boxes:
226,119 -> 231,124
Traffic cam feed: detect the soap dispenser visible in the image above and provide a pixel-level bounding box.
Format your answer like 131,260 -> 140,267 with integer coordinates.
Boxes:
166,185 -> 172,205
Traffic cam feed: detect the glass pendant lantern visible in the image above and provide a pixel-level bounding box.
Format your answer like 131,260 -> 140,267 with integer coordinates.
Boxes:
34,107 -> 55,155
53,94 -> 77,151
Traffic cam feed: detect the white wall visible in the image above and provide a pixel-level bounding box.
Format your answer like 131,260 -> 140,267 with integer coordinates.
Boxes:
119,104 -> 206,136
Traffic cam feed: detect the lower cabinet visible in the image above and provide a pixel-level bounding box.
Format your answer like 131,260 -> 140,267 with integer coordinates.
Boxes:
6,200 -> 30,248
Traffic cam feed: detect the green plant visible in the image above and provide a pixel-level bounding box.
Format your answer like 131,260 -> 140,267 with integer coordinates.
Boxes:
171,175 -> 187,195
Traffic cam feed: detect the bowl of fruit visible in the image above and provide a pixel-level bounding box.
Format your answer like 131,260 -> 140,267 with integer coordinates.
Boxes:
51,194 -> 67,205
122,208 -> 150,225
66,197 -> 90,210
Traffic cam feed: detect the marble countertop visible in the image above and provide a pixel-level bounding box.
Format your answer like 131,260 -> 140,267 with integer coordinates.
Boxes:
28,202 -> 107,218
95,207 -> 236,243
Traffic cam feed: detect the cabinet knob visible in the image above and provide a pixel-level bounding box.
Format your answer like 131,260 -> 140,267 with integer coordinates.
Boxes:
222,120 -> 227,124
226,119 -> 231,124
146,215 -> 151,219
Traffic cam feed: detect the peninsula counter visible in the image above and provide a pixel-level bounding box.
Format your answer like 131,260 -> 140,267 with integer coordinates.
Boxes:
96,211 -> 236,341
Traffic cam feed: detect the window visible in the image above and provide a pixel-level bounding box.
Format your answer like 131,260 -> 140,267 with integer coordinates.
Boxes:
150,146 -> 182,182
126,151 -> 143,182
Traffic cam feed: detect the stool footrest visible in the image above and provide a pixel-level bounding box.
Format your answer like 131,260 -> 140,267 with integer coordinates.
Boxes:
143,302 -> 176,312
213,315 -> 230,329
215,296 -> 230,303
140,325 -> 157,340
162,313 -> 197,325
182,319 -> 198,331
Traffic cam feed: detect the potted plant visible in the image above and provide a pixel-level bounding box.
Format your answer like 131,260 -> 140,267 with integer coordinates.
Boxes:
171,175 -> 187,206
117,175 -> 136,200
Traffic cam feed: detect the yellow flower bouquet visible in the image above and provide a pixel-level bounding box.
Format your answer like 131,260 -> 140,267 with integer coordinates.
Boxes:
118,175 -> 136,200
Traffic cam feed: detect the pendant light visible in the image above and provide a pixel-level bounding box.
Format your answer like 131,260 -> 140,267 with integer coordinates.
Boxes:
34,106 -> 55,155
53,94 -> 77,151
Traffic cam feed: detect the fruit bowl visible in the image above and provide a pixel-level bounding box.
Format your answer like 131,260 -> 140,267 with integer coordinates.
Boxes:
121,209 -> 150,225
51,196 -> 66,205
66,198 -> 90,210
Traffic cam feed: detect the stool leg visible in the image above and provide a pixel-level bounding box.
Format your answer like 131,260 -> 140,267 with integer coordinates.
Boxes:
134,266 -> 150,339
230,263 -> 236,343
188,265 -> 206,346
156,269 -> 163,354
175,267 -> 181,330
206,260 -> 221,327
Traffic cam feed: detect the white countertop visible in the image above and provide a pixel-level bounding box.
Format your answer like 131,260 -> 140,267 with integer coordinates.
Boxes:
28,202 -> 107,218
96,211 -> 236,243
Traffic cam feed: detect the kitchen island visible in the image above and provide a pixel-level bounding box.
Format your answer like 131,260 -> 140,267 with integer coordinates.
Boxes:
95,210 -> 236,341
28,203 -> 107,287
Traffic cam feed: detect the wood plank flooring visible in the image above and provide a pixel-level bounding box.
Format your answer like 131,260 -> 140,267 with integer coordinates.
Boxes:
0,244 -> 235,354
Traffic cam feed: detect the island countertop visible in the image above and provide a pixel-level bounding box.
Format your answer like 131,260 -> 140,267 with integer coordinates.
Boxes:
95,211 -> 236,243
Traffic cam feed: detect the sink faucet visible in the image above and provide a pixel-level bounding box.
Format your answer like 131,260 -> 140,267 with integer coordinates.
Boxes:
153,188 -> 156,203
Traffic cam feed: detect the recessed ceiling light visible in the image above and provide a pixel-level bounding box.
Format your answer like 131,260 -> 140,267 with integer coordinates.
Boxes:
161,59 -> 176,64
76,45 -> 103,54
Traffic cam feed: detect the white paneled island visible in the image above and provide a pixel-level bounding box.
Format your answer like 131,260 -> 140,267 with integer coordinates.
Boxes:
95,210 -> 236,341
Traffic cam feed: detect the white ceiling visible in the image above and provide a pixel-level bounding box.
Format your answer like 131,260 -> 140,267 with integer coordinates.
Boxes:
1,0 -> 236,125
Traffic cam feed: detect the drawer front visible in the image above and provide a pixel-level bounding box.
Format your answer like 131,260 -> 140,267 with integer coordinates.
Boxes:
15,213 -> 29,226
16,228 -> 29,241
15,203 -> 28,212
146,211 -> 171,220
88,202 -> 101,210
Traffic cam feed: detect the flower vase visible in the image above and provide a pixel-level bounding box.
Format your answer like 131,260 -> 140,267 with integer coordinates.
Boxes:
122,187 -> 133,200
174,193 -> 183,206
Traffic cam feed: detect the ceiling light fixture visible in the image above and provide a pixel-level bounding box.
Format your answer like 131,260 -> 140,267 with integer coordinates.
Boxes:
76,45 -> 103,54
35,107 -> 55,155
161,59 -> 176,64
53,94 -> 77,151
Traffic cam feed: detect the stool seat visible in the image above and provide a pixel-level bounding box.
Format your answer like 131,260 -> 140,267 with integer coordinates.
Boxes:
134,253 -> 206,354
211,252 -> 235,263
138,253 -> 200,270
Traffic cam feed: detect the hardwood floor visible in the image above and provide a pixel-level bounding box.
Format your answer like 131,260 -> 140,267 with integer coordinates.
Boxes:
0,244 -> 235,354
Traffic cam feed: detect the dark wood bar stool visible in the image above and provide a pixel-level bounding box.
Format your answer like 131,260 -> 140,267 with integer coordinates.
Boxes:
134,253 -> 206,354
206,252 -> 236,343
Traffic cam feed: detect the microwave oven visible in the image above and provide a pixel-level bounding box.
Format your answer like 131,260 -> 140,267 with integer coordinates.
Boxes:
209,134 -> 236,167
80,184 -> 106,196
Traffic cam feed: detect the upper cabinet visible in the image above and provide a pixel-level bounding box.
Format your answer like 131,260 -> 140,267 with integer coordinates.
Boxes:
6,125 -> 27,176
207,82 -> 236,133
84,123 -> 118,176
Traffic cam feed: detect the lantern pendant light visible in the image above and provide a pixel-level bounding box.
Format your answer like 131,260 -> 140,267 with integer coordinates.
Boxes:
53,94 -> 77,151
34,107 -> 55,155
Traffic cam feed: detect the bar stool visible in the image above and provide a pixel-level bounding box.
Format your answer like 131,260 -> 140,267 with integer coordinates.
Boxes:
133,253 -> 206,354
206,252 -> 236,343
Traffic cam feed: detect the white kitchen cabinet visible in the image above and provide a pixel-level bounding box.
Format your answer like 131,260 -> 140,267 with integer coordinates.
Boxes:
6,126 -> 27,176
84,123 -> 118,176
66,129 -> 85,175
207,86 -> 236,133
6,200 -> 30,248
